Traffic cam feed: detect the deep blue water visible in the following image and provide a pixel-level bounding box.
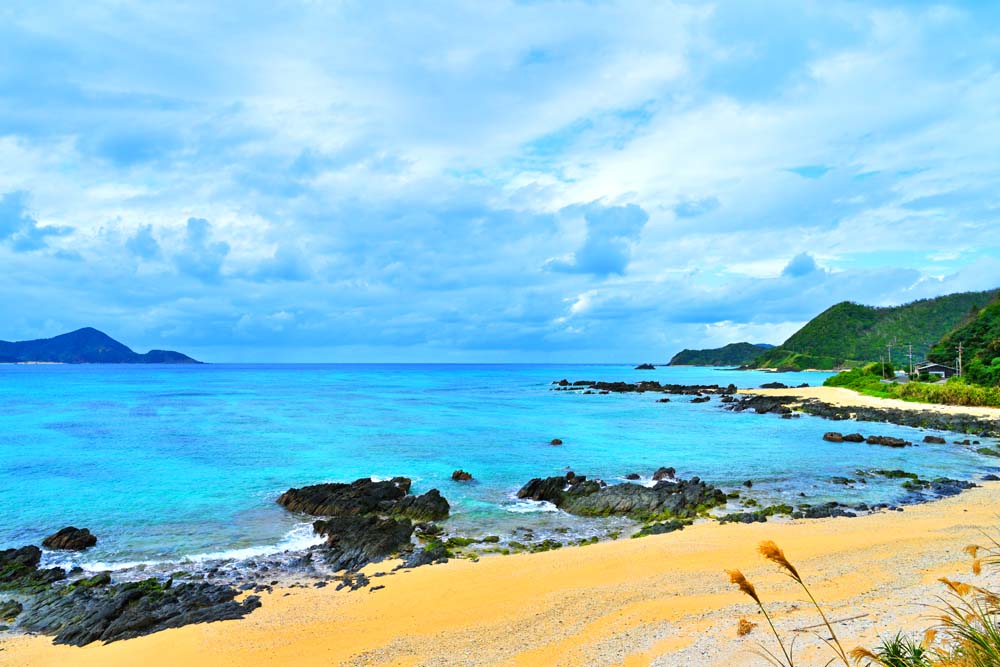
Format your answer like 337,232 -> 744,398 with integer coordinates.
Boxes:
0,363 -> 996,572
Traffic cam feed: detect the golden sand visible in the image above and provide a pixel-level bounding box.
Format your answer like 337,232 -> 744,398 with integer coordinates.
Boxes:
5,479 -> 1000,667
745,385 -> 1000,418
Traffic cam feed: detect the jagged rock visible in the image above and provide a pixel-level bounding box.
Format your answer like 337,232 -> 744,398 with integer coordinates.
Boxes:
635,363 -> 656,370
277,477 -> 448,521
866,435 -> 911,448
923,435 -> 946,444
277,477 -> 410,516
691,396 -> 711,403
42,527 -> 97,551
760,382 -> 788,389
312,515 -> 415,572
982,474 -> 1000,481
0,599 -> 23,622
624,473 -> 641,480
16,578 -> 260,646
392,489 -> 450,521
652,467 -> 675,481
823,432 -> 844,443
397,542 -> 450,569
0,545 -> 65,592
451,470 -> 473,482
517,473 -> 725,521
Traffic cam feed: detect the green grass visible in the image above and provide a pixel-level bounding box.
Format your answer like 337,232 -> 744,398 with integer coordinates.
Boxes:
823,364 -> 1000,408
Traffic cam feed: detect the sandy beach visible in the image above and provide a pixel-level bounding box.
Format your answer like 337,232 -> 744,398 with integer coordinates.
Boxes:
5,478 -> 1000,667
747,385 -> 1000,418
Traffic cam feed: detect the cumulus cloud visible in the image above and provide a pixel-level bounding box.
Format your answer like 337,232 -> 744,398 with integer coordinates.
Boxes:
250,245 -> 311,282
547,202 -> 649,276
781,252 -> 822,278
125,224 -> 161,259
173,218 -> 230,283
0,191 -> 72,252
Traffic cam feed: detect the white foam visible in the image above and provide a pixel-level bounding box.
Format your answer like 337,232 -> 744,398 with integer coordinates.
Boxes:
502,499 -> 560,514
47,523 -> 325,574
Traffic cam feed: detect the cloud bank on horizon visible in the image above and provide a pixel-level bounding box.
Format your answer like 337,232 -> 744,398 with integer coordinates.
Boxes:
1,1 -> 998,362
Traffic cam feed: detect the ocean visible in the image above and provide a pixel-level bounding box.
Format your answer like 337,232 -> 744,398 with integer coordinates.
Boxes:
1,363 -> 995,575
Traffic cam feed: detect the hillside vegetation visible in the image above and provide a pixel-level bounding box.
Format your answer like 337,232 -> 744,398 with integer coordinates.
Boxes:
0,327 -> 199,364
750,289 -> 999,371
668,342 -> 773,367
927,294 -> 1000,386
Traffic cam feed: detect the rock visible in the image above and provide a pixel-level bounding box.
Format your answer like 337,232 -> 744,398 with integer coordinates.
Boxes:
0,545 -> 66,592
799,502 -> 857,519
633,520 -> 687,537
451,470 -> 473,482
624,473 -> 641,480
398,542 -> 449,569
312,515 -> 415,572
823,432 -> 844,443
517,473 -> 725,521
843,433 -> 865,442
392,489 -> 450,521
656,398 -> 671,403
759,382 -> 788,389
277,477 -> 410,516
866,435 -> 911,448
634,363 -> 656,370
550,438 -> 563,445
718,512 -> 768,524
691,396 -> 711,403
982,474 -> 1000,481
652,467 -> 676,481
923,435 -> 946,444
42,527 -> 97,551
830,477 -> 855,485
742,480 -> 753,488
0,599 -> 23,622
277,477 -> 448,521
16,578 -> 260,646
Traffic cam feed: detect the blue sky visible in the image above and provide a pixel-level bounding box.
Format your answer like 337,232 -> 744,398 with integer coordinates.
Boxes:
1,1 -> 999,362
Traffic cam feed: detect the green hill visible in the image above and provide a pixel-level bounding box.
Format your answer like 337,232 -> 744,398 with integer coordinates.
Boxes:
927,294 -> 1000,386
0,327 -> 199,364
668,342 -> 773,366
749,289 -> 1000,371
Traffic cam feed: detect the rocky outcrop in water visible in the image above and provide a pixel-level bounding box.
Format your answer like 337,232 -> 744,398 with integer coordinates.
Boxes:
277,477 -> 449,522
0,546 -> 65,592
312,516 -> 416,572
42,527 -> 97,551
517,472 -> 726,521
17,577 -> 260,646
451,470 -> 473,482
552,380 -> 738,396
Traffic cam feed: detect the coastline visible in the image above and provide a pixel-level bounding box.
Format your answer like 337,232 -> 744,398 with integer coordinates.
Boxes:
6,481 -> 1000,667
745,385 -> 1000,419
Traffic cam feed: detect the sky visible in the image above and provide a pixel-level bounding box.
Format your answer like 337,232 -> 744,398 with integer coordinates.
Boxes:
1,1 -> 999,362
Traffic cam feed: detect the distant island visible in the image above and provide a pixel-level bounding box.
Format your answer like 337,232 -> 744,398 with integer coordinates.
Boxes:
668,342 -> 774,367
747,288 -> 1000,371
0,327 -> 199,364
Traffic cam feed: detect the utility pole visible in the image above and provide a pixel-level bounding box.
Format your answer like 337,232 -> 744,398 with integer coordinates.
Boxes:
907,343 -> 914,376
957,342 -> 963,377
880,352 -> 886,380
887,343 -> 893,375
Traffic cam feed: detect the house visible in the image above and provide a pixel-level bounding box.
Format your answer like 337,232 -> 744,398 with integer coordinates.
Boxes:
914,361 -> 958,379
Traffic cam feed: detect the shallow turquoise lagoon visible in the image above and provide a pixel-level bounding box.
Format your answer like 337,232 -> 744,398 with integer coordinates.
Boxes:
0,364 -> 995,571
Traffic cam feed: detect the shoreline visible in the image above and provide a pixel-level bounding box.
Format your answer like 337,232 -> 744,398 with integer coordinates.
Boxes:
745,385 -> 1000,419
6,481 -> 1000,667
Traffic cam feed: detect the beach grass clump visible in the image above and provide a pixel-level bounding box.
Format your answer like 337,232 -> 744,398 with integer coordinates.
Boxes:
726,541 -> 851,667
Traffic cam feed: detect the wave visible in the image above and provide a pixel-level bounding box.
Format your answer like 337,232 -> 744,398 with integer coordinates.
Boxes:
42,522 -> 325,574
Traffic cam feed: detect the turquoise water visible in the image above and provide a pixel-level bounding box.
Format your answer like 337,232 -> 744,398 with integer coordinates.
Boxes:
0,364 -> 996,572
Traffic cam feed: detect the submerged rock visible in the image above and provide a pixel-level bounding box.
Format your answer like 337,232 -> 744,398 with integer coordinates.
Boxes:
42,527 -> 97,551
